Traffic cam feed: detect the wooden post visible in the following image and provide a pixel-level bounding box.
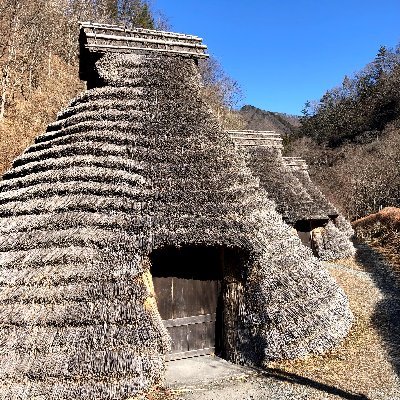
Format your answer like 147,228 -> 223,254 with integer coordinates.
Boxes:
221,248 -> 245,363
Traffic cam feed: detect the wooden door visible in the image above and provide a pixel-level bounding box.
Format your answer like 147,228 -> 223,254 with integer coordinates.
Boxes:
151,246 -> 223,361
153,277 -> 220,360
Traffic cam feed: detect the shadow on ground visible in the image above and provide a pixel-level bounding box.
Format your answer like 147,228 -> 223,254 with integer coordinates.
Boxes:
262,367 -> 369,399
355,241 -> 400,377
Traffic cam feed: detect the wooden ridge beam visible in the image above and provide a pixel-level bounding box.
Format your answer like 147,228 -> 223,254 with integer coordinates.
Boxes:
228,130 -> 281,141
230,135 -> 282,141
80,21 -> 203,42
84,43 -> 209,58
84,32 -> 208,49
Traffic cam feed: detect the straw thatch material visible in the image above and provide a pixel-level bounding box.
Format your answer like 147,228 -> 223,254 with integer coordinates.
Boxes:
312,221 -> 357,260
283,157 -> 338,219
312,215 -> 356,260
228,131 -> 315,225
312,217 -> 356,260
333,214 -> 355,239
283,158 -> 355,259
0,26 -> 352,399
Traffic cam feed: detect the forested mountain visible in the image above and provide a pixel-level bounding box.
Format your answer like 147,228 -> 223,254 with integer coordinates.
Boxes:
289,44 -> 400,220
300,45 -> 400,147
239,105 -> 300,136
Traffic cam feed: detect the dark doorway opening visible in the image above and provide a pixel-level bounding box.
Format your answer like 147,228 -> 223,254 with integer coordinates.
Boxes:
150,245 -> 246,361
295,219 -> 329,247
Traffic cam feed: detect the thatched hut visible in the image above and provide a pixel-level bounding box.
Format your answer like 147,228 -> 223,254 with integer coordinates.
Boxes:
283,157 -> 355,259
229,131 -> 332,246
283,157 -> 338,219
227,131 -> 314,225
0,23 -> 352,399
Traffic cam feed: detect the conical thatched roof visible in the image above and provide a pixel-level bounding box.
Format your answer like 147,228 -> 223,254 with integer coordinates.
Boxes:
334,214 -> 355,238
0,24 -> 352,399
283,157 -> 338,219
228,131 -> 316,224
283,157 -> 355,259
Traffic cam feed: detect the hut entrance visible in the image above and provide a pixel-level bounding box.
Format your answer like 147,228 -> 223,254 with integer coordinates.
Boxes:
150,245 -> 245,361
295,219 -> 329,247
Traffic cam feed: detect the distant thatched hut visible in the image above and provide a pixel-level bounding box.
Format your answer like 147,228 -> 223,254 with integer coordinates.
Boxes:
229,132 -> 332,247
228,131 -> 313,225
283,157 -> 355,259
0,23 -> 352,399
283,157 -> 338,218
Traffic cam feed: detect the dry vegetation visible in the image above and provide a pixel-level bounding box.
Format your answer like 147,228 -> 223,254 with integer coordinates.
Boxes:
267,248 -> 400,399
286,44 -> 400,221
353,207 -> 400,271
288,127 -> 400,221
0,56 -> 83,173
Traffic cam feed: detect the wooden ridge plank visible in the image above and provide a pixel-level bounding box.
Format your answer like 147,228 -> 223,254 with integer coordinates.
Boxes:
84,43 -> 209,58
80,21 -> 203,42
226,130 -> 277,135
230,136 -> 283,141
84,32 -> 207,49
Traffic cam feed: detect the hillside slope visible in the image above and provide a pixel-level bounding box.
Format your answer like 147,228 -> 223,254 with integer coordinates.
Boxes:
353,207 -> 400,268
239,105 -> 300,136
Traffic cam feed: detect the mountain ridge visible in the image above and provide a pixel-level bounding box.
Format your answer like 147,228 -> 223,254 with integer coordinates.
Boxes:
238,105 -> 300,136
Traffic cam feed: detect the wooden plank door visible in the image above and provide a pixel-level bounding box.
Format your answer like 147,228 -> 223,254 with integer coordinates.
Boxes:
153,276 -> 220,361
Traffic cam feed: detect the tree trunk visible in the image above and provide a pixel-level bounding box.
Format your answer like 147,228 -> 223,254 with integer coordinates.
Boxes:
0,68 -> 9,122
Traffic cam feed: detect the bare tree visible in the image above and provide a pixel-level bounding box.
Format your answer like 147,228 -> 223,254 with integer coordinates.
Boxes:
199,56 -> 244,129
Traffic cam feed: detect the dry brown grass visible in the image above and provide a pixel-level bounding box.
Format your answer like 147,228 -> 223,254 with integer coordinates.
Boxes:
353,207 -> 400,276
130,387 -> 182,400
267,255 -> 399,398
0,56 -> 83,176
354,207 -> 400,229
373,243 -> 400,275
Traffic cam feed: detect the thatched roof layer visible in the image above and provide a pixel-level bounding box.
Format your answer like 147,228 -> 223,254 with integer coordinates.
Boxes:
334,214 -> 355,238
282,158 -> 355,259
0,33 -> 352,399
229,131 -> 324,224
283,157 -> 338,218
312,221 -> 356,260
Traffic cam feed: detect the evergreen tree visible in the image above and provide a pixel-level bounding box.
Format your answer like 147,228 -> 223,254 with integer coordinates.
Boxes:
119,0 -> 154,28
300,43 -> 400,147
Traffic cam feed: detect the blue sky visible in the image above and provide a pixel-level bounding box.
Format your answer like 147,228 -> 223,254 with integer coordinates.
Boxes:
153,0 -> 400,115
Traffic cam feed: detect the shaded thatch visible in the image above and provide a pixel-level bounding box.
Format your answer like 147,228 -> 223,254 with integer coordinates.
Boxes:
312,221 -> 357,261
283,157 -> 338,219
228,131 -> 315,225
333,214 -> 355,239
0,25 -> 352,399
283,158 -> 355,260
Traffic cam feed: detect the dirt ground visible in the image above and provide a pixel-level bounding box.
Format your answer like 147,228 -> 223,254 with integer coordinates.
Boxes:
267,242 -> 400,399
140,241 -> 400,400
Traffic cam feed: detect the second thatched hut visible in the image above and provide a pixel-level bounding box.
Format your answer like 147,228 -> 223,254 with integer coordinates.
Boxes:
284,157 -> 356,259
